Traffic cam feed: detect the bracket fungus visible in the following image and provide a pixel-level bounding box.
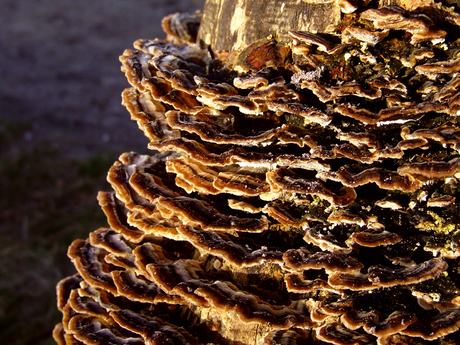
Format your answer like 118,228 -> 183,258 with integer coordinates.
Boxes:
55,1 -> 460,344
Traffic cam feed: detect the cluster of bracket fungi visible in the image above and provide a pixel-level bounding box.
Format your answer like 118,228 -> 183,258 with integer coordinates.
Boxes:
55,1 -> 460,344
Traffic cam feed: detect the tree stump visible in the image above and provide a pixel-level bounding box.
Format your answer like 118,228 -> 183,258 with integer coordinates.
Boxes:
197,0 -> 437,52
198,0 -> 343,52
54,0 -> 460,344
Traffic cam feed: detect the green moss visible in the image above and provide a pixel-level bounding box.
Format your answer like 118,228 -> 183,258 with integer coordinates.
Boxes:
416,210 -> 457,235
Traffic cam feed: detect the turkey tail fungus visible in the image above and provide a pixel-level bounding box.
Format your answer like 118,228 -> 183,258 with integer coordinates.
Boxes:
55,0 -> 460,344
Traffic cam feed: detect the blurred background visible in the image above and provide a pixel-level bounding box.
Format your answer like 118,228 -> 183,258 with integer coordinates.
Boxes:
0,0 -> 205,343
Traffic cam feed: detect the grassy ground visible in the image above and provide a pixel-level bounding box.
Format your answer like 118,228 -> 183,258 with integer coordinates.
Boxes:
0,1 -> 205,343
0,120 -> 116,344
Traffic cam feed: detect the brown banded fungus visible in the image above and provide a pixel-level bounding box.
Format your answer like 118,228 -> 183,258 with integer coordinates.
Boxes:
56,1 -> 460,344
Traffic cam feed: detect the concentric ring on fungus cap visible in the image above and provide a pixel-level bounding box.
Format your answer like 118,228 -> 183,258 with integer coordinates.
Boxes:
55,1 -> 460,344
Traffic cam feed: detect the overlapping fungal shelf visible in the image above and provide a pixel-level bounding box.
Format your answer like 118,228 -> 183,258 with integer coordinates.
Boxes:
55,3 -> 460,344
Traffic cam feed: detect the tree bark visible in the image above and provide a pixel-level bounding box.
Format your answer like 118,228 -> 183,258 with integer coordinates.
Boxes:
197,0 -> 343,52
197,0 -> 438,52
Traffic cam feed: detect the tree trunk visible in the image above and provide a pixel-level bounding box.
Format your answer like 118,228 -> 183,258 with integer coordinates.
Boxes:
197,0 -> 435,52
55,0 -> 460,344
198,0 -> 342,52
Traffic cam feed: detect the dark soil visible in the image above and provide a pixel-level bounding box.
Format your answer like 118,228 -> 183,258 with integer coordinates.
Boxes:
0,1 -> 205,344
